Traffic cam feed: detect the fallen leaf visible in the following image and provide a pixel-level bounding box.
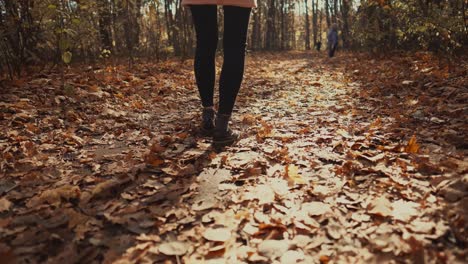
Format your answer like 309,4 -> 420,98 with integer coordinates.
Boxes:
280,250 -> 305,264
257,240 -> 289,260
244,184 -> 275,205
27,185 -> 80,207
368,196 -> 392,217
242,114 -> 257,125
405,135 -> 420,154
158,241 -> 188,256
0,198 -> 12,212
391,200 -> 420,222
203,227 -> 231,242
326,222 -> 343,240
285,165 -> 307,186
301,202 -> 332,216
319,255 -> 330,264
270,178 -> 290,196
408,220 -> 435,234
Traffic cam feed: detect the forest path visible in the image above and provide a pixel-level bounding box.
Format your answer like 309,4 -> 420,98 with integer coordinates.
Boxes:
0,52 -> 466,263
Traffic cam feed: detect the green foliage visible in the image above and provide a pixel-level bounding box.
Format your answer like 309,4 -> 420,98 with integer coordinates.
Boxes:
100,49 -> 112,59
351,0 -> 467,55
62,51 -> 72,64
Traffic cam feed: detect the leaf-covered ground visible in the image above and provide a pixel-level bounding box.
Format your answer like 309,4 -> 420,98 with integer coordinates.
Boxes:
0,52 -> 467,264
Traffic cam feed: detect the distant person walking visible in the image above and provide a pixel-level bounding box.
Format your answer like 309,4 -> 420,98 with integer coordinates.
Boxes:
327,24 -> 338,57
182,0 -> 256,148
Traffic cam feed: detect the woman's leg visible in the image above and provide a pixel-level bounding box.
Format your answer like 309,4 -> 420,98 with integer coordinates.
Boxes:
218,5 -> 251,115
329,43 -> 336,57
190,5 -> 218,108
213,5 -> 251,148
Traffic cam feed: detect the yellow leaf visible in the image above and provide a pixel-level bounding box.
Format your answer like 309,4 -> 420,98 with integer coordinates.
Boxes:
132,101 -> 143,109
405,135 -> 420,153
256,121 -> 273,142
235,210 -> 250,220
62,51 -> 72,64
369,117 -> 382,129
242,114 -> 256,125
285,165 -> 306,186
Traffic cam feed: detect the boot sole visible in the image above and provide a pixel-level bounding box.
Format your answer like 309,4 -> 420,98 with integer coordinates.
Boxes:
212,135 -> 239,149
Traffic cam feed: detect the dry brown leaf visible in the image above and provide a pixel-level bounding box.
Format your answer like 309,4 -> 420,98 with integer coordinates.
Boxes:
408,220 -> 436,234
351,213 -> 371,222
369,117 -> 382,129
405,135 -> 420,153
270,178 -> 290,196
64,208 -> 89,229
202,227 -> 231,242
0,198 -> 12,212
145,153 -> 164,167
162,163 -> 196,176
301,202 -> 332,216
256,121 -> 274,142
242,223 -> 258,235
257,240 -> 289,260
244,184 -> 275,205
80,177 -> 131,203
326,222 -> 343,240
158,241 -> 188,256
254,223 -> 287,239
391,200 -> 420,222
319,255 -> 330,264
280,250 -> 305,264
367,196 -> 392,217
1,51 -> 464,264
242,114 -> 257,125
27,185 -> 80,207
136,234 -> 161,243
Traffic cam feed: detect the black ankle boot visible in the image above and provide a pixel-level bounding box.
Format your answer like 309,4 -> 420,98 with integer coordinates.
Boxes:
200,107 -> 215,136
213,114 -> 239,148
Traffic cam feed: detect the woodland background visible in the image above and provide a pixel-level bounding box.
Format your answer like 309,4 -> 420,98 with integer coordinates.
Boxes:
1,0 -> 467,79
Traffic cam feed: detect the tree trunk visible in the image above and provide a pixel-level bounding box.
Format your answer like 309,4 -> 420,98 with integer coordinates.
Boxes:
304,0 -> 310,50
312,0 -> 318,47
120,0 -> 142,64
3,0 -> 36,77
266,0 -> 276,50
341,0 -> 350,49
164,0 -> 174,52
280,0 -> 285,50
251,8 -> 261,50
319,3 -> 323,42
333,0 -> 339,24
325,0 -> 331,28
97,1 -> 113,51
463,0 -> 467,35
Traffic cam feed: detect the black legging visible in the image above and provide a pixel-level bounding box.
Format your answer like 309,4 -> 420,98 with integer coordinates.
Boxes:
328,43 -> 337,58
190,5 -> 251,115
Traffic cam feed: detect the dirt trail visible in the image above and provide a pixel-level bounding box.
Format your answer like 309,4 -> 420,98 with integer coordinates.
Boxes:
0,52 -> 466,263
